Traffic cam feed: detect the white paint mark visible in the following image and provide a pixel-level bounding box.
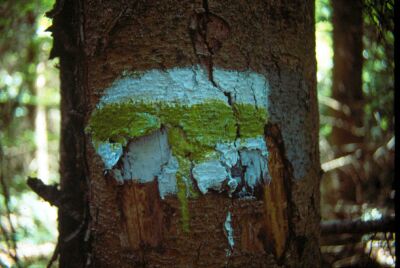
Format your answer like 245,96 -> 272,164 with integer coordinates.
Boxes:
214,137 -> 269,192
95,142 -> 123,170
227,176 -> 240,197
93,66 -> 273,197
216,142 -> 239,168
98,65 -> 269,109
236,137 -> 269,189
192,160 -> 228,194
117,129 -> 171,183
213,69 -> 268,109
99,66 -> 226,107
224,211 -> 234,250
104,135 -> 269,196
157,155 -> 178,199
235,136 -> 268,156
240,150 -> 268,190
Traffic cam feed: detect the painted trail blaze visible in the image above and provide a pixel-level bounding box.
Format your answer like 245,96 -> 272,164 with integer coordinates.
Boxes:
87,65 -> 289,257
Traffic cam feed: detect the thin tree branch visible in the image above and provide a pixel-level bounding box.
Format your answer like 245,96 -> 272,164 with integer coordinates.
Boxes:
321,233 -> 363,246
46,239 -> 60,268
0,221 -> 15,262
46,203 -> 88,268
0,139 -> 20,267
27,177 -> 82,222
321,215 -> 396,235
0,174 -> 21,268
27,177 -> 61,207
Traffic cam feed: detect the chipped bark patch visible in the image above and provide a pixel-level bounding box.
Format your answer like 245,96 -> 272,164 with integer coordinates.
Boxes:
87,66 -> 271,232
262,123 -> 290,260
239,214 -> 266,254
119,181 -> 164,251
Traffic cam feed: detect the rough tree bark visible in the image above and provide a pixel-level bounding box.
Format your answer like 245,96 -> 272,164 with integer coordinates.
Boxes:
50,0 -> 320,267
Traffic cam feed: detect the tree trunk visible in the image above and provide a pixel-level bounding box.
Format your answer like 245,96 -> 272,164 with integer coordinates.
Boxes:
331,0 -> 363,145
329,0 -> 363,203
51,0 -> 320,267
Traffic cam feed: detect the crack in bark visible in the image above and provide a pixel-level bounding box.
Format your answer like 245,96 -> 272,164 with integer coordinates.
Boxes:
250,84 -> 259,110
189,2 -> 230,86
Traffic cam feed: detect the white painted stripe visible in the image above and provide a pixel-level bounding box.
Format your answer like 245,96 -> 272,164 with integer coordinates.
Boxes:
98,65 -> 269,109
92,66 -> 271,198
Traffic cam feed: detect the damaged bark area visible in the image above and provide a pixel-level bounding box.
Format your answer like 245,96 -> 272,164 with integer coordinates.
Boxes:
86,74 -> 296,264
189,4 -> 230,83
118,181 -> 165,251
263,123 -> 291,260
52,0 -> 320,266
86,65 -> 270,237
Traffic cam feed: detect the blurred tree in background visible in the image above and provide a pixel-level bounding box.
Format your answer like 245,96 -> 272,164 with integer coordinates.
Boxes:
317,0 -> 395,266
0,0 -> 59,266
0,0 -> 395,267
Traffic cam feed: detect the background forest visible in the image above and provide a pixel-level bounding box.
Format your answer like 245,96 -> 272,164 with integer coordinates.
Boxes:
0,0 -> 394,267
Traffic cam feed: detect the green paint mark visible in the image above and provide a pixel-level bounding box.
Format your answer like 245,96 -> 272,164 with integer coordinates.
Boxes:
87,100 -> 267,231
121,69 -> 144,79
86,102 -> 159,145
176,173 -> 190,232
179,101 -> 237,147
233,103 -> 268,138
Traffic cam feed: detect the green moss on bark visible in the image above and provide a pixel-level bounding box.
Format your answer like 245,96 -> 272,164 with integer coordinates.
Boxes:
87,100 -> 267,231
233,103 -> 268,138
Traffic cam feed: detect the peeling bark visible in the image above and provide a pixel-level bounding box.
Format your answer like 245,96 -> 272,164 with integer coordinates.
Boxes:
263,123 -> 291,261
118,181 -> 165,251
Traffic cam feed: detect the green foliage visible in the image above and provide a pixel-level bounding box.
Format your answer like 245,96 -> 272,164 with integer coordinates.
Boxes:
315,0 -> 331,23
315,0 -> 394,141
362,0 -> 394,141
0,0 -> 58,266
315,0 -> 333,138
317,0 -> 395,265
